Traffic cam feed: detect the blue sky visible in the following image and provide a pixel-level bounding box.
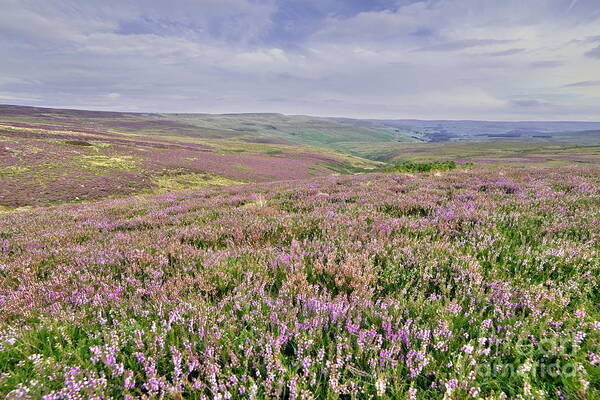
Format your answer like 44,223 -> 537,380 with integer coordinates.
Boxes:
0,0 -> 599,120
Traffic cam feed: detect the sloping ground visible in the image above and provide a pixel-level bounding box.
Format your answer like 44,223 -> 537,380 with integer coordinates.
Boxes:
2,104 -> 598,207
6,105 -> 600,147
357,119 -> 600,144
166,113 -> 403,145
0,166 -> 598,398
336,141 -> 600,166
0,123 -> 377,207
0,105 -> 239,139
0,105 -> 403,148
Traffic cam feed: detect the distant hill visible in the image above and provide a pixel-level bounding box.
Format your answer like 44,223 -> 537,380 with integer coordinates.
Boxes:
0,105 -> 380,207
2,104 -> 599,150
325,117 -> 600,145
1,104 -> 599,207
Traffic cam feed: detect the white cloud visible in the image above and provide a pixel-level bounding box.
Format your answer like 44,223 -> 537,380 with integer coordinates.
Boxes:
0,0 -> 599,119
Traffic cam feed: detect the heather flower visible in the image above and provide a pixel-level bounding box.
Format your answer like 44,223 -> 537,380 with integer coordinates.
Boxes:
0,166 -> 597,399
408,386 -> 417,400
375,375 -> 387,397
462,344 -> 474,354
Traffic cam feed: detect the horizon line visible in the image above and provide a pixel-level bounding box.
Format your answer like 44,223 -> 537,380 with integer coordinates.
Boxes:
1,103 -> 600,124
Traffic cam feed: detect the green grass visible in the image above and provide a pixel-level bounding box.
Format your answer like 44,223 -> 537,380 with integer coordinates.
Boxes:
335,141 -> 600,165
0,166 -> 30,177
145,172 -> 246,194
166,113 -> 402,146
79,155 -> 138,171
381,160 -> 459,173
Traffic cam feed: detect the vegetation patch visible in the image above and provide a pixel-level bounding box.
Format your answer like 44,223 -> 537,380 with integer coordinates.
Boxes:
234,164 -> 253,173
148,171 -> 246,194
0,165 -> 598,399
322,161 -> 373,174
80,155 -> 138,171
382,160 -> 459,173
64,139 -> 93,146
0,166 -> 30,177
0,204 -> 14,212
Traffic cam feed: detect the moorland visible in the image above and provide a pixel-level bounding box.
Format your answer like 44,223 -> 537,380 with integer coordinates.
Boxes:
0,104 -> 598,399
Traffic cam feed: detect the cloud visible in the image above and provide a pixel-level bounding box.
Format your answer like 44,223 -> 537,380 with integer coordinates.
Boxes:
416,39 -> 515,52
585,44 -> 600,58
0,0 -> 599,120
487,48 -> 527,57
563,80 -> 600,87
0,92 -> 42,103
530,60 -> 564,68
510,99 -> 549,108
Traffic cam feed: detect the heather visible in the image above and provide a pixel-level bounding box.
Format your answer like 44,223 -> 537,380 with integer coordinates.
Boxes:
3,106 -> 600,209
0,165 -> 598,399
0,123 -> 371,207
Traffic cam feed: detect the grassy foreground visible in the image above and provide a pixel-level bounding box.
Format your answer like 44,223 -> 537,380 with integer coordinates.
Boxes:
0,166 -> 598,399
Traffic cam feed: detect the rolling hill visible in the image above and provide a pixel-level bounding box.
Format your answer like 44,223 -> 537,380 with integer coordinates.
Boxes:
1,104 -> 599,208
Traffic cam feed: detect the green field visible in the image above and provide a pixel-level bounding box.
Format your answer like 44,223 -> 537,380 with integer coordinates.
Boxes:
333,141 -> 600,166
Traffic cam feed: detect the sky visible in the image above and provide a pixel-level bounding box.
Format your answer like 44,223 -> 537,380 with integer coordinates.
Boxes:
0,0 -> 599,120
